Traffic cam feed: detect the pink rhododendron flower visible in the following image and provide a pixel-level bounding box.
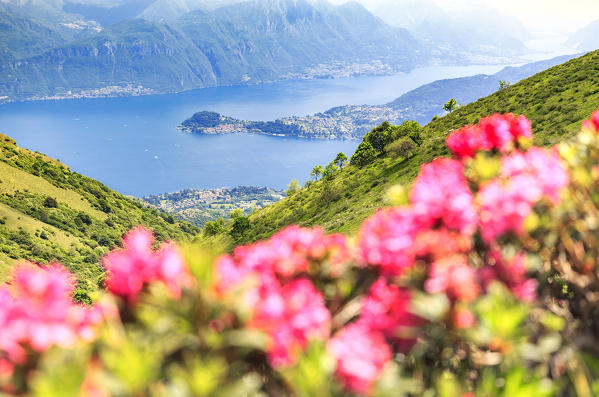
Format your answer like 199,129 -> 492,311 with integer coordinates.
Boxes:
480,113 -> 515,152
413,229 -> 472,261
481,251 -> 538,302
591,110 -> 599,131
250,278 -> 330,367
447,113 -> 532,159
359,207 -> 420,276
0,264 -> 105,367
478,179 -> 534,243
425,256 -> 480,302
410,158 -> 477,235
359,278 -> 421,351
102,227 -> 189,302
446,125 -> 490,159
328,323 -> 391,396
219,226 -> 351,286
453,308 -> 476,329
501,148 -> 568,204
505,113 -> 532,140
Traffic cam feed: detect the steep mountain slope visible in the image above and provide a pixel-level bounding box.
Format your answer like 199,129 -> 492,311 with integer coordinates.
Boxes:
0,19 -> 216,99
567,18 -> 599,52
0,0 -> 424,101
0,2 -> 100,61
244,50 -> 599,242
0,133 -> 200,296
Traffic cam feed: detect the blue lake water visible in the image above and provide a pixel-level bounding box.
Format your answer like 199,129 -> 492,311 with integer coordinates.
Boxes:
0,64 -> 507,197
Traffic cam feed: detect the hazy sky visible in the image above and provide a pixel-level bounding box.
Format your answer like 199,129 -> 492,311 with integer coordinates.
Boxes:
333,0 -> 599,36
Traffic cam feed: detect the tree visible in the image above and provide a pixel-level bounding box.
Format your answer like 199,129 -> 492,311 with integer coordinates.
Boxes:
230,216 -> 250,240
322,162 -> 338,180
203,218 -> 224,237
443,98 -> 458,113
350,141 -> 377,167
333,152 -> 348,169
230,209 -> 244,219
392,120 -> 423,146
365,122 -> 393,152
386,137 -> 418,159
499,80 -> 511,90
286,180 -> 300,196
310,165 -> 324,181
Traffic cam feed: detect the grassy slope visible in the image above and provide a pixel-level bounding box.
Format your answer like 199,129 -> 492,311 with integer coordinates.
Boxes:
0,133 -> 200,294
246,50 -> 599,242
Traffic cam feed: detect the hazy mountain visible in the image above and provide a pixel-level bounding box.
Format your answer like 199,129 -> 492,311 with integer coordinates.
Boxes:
348,0 -> 530,57
0,0 -> 425,101
0,1 -> 101,61
138,0 -> 247,22
174,0 -> 422,85
62,0 -> 155,25
567,19 -> 599,52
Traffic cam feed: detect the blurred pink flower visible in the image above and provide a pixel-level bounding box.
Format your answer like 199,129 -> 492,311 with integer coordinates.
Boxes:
102,227 -> 189,302
414,229 -> 472,261
0,264 -> 105,366
478,179 -> 533,243
480,113 -> 515,152
453,308 -> 476,329
425,256 -> 480,302
251,279 -> 330,367
410,158 -> 477,235
591,110 -> 599,131
328,323 -> 391,395
447,113 -> 532,159
501,148 -> 568,204
482,251 -> 538,302
446,125 -> 491,159
359,207 -> 420,276
359,278 -> 421,351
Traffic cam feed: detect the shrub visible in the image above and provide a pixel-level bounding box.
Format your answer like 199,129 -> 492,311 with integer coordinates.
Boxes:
203,219 -> 224,237
386,137 -> 418,159
7,110 -> 599,396
350,141 -> 377,167
43,197 -> 58,208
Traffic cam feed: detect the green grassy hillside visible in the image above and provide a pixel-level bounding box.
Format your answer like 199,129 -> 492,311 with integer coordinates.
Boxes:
0,133 -> 200,298
244,50 -> 599,243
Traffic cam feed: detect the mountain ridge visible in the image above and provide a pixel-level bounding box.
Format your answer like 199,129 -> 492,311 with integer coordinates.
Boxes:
240,50 -> 599,242
0,0 -> 426,102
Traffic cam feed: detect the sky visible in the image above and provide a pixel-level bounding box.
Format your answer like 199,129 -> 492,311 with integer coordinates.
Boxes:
332,0 -> 599,36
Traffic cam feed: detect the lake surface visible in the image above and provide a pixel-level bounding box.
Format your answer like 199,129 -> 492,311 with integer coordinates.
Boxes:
0,64 -> 507,197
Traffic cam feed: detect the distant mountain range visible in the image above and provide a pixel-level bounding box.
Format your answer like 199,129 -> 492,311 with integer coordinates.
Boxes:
0,0 -> 427,102
568,18 -> 599,52
180,54 -> 579,140
0,0 -> 533,103
338,0 -> 530,58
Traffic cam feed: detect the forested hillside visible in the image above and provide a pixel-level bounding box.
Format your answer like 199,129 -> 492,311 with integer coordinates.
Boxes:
0,0 -> 424,102
0,133 -> 199,297
243,50 -> 599,242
